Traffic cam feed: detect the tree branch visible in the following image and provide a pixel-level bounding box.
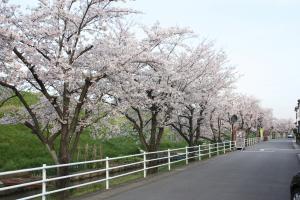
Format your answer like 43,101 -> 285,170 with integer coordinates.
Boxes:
0,81 -> 46,143
13,47 -> 63,117
0,94 -> 17,107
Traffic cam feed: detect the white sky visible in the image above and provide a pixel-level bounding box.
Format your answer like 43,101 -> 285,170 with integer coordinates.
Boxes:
11,0 -> 300,119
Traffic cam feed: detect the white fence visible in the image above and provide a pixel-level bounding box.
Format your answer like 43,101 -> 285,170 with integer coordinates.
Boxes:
0,138 -> 260,200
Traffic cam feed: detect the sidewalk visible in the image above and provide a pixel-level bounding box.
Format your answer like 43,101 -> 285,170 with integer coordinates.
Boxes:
292,140 -> 300,149
292,140 -> 300,161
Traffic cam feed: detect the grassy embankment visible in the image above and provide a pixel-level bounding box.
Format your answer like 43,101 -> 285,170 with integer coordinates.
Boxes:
0,92 -> 186,171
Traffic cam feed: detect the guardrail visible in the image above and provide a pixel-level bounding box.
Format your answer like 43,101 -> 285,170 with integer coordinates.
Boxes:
0,138 -> 260,200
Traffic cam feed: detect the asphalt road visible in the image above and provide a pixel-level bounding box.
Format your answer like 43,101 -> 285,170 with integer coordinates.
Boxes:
80,139 -> 300,200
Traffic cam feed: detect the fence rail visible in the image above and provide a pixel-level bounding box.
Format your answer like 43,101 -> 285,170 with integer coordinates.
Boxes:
0,138 -> 260,200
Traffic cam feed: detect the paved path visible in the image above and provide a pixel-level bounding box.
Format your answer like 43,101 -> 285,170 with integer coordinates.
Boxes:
80,139 -> 300,200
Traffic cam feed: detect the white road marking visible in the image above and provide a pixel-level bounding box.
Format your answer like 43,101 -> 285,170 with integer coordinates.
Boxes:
243,151 -> 274,153
243,148 -> 300,153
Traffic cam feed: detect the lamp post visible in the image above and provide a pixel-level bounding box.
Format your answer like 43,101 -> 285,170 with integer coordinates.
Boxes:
294,100 -> 300,144
295,100 -> 300,134
298,100 -> 300,134
295,106 -> 298,133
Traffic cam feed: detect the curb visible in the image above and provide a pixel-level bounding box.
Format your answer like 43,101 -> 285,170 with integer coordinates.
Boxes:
297,154 -> 300,162
292,140 -> 300,149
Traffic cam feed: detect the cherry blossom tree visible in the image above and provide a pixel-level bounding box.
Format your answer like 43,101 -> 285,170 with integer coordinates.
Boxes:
104,24 -> 196,173
204,92 -> 277,141
272,118 -> 294,137
207,91 -> 235,142
112,24 -> 193,155
168,45 -> 236,146
0,0 -> 137,193
234,95 -> 261,137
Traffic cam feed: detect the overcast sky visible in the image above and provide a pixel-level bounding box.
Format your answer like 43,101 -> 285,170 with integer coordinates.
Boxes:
12,0 -> 300,119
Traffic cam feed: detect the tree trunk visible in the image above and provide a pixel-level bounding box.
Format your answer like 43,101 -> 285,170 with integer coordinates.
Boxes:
146,150 -> 159,174
188,142 -> 196,162
56,163 -> 70,199
56,127 -> 71,200
146,113 -> 164,174
231,123 -> 236,141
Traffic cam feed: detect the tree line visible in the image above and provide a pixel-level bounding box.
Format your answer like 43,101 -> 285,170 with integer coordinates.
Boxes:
0,0 -> 293,194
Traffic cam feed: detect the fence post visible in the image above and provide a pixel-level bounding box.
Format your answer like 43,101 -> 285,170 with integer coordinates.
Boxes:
106,157 -> 109,190
229,141 -> 232,151
168,149 -> 171,171
223,142 -> 226,154
143,152 -> 147,178
185,146 -> 188,165
209,144 -> 211,158
217,143 -> 219,156
234,141 -> 237,150
198,145 -> 201,161
42,164 -> 46,200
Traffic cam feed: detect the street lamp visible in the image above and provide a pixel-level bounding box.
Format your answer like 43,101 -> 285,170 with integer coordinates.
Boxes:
294,100 -> 300,136
295,106 -> 298,128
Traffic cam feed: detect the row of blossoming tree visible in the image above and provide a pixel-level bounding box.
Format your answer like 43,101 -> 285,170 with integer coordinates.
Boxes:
0,0 -> 293,185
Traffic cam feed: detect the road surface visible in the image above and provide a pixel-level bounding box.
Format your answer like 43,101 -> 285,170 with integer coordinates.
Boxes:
80,139 -> 300,200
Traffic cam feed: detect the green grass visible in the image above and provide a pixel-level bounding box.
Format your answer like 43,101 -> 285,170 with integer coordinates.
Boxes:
159,140 -> 186,150
0,124 -> 188,171
0,124 -> 51,171
0,91 -> 188,171
0,91 -> 39,118
69,172 -> 144,199
0,124 -> 141,171
0,92 -> 143,171
1,92 -> 39,107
